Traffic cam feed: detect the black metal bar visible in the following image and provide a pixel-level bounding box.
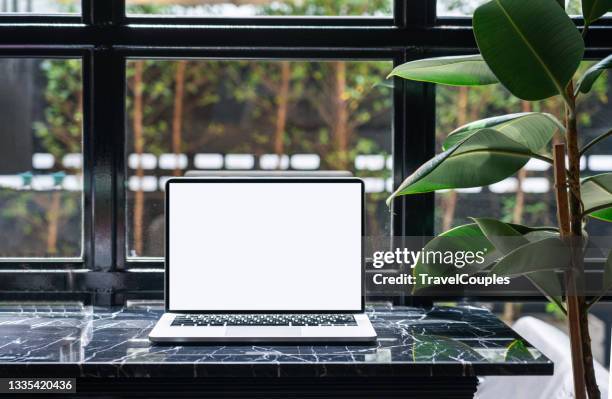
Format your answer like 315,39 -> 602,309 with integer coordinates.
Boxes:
125,16 -> 394,26
114,54 -> 127,271
389,3 -> 435,308
393,0 -> 406,28
404,0 -> 435,27
0,291 -> 93,303
87,0 -> 124,25
0,270 -> 164,305
0,261 -> 85,270
389,48 -> 407,307
391,48 -> 435,239
82,0 -> 126,274
0,15 -> 80,23
82,50 -> 94,272
1,24 -> 610,49
0,25 -> 473,48
0,46 -> 91,56
89,48 -> 111,272
82,0 -> 92,25
118,47 -> 401,58
391,49 -> 407,238
390,47 -> 436,308
89,48 -> 124,272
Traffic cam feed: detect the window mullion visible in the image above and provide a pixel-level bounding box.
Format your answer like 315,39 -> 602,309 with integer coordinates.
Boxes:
89,48 -> 126,273
403,0 -> 435,27
391,48 -> 435,307
84,0 -> 125,26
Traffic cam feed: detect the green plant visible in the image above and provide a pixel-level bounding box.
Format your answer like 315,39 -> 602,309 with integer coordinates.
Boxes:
386,1 -> 612,398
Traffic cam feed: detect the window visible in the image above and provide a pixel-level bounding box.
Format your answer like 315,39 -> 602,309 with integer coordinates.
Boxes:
436,0 -> 487,17
0,0 -> 80,14
125,59 -> 392,257
0,58 -> 83,258
0,0 -> 610,304
126,0 -> 392,17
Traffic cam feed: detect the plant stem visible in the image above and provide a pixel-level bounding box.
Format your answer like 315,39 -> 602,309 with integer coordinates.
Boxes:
580,295 -> 599,399
565,88 -> 581,238
565,82 -> 600,399
554,144 -> 586,399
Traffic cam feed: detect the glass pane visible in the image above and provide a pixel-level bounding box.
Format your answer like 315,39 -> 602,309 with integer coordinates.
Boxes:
0,59 -> 83,258
436,0 -> 487,16
126,0 -> 392,17
437,0 -> 612,17
126,59 -> 393,258
0,0 -> 80,14
434,61 -> 612,239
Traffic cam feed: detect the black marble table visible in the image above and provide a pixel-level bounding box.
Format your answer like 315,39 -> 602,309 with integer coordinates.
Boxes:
0,303 -> 553,398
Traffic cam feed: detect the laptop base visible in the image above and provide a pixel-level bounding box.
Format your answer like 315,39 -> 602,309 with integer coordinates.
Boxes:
149,313 -> 377,343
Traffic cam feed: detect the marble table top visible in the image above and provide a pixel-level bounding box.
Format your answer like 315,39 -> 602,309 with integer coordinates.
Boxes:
0,303 -> 553,378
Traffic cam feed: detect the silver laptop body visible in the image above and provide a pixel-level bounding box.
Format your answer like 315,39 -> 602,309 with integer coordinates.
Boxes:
149,177 -> 376,343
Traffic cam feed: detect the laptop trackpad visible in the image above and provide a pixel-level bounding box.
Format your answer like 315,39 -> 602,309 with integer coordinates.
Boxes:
225,327 -> 301,337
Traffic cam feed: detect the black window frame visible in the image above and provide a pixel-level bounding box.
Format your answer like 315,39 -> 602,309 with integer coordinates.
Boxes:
0,0 -> 610,306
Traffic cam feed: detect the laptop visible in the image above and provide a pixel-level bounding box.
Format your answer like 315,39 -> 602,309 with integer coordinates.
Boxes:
149,177 -> 377,343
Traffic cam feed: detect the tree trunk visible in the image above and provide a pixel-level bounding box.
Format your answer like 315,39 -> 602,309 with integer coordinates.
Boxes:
442,191 -> 457,232
503,167 -> 527,323
442,86 -> 469,232
513,168 -> 527,224
512,101 -> 531,226
274,61 -> 291,166
503,100 -> 530,323
132,61 -> 145,257
331,61 -> 350,170
172,61 -> 187,177
46,191 -> 61,256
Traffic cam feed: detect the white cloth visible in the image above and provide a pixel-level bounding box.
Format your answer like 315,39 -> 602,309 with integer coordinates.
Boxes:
476,316 -> 609,399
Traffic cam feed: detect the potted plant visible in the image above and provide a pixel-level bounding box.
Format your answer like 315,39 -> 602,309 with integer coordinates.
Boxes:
386,0 -> 611,398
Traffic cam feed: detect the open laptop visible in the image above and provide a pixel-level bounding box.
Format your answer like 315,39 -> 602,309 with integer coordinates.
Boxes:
149,177 -> 377,343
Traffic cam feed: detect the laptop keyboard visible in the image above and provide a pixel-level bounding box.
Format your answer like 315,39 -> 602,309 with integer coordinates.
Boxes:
171,314 -> 357,327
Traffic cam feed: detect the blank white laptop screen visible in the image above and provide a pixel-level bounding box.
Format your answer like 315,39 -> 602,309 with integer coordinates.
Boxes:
167,181 -> 363,312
